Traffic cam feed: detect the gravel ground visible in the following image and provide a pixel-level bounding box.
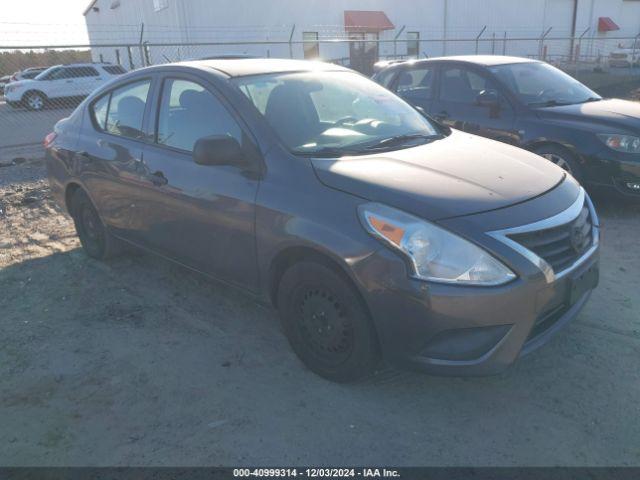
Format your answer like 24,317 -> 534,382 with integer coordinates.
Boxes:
0,155 -> 639,467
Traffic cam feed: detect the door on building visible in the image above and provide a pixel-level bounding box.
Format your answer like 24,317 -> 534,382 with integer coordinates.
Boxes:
344,10 -> 394,75
349,32 -> 379,75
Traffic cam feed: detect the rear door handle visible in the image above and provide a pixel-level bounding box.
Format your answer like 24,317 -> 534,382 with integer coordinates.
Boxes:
150,171 -> 168,186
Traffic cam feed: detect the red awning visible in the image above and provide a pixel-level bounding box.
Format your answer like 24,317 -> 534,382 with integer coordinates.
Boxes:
598,17 -> 620,32
344,11 -> 394,32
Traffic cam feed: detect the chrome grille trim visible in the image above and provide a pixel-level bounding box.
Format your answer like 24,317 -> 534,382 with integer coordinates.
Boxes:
487,188 -> 599,283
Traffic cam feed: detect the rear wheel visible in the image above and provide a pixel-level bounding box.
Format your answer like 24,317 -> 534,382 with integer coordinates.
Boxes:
277,261 -> 380,382
70,189 -> 120,260
534,144 -> 584,183
24,91 -> 46,111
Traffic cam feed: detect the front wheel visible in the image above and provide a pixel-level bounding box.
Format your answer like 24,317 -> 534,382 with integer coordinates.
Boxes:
277,261 -> 380,382
24,91 -> 46,111
534,144 -> 584,183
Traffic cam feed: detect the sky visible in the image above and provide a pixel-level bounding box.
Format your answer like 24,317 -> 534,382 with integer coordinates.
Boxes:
0,0 -> 91,46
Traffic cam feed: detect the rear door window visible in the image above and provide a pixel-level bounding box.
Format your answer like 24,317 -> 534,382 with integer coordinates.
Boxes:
395,66 -> 435,100
67,67 -> 99,77
439,66 -> 498,103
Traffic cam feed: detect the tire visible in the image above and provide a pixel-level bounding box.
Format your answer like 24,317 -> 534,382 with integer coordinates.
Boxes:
534,144 -> 584,183
70,189 -> 120,260
24,91 -> 46,111
277,261 -> 380,382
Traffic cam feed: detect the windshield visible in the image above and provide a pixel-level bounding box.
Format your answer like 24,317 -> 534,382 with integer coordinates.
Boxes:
34,67 -> 60,81
22,70 -> 43,79
233,71 -> 441,156
489,62 -> 601,107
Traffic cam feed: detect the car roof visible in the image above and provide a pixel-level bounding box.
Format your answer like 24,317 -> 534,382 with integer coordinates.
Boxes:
176,58 -> 351,77
397,55 -> 539,67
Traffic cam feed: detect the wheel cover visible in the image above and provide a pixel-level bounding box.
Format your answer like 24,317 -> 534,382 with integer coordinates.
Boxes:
79,204 -> 104,255
298,288 -> 354,365
542,153 -> 573,175
28,94 -> 43,110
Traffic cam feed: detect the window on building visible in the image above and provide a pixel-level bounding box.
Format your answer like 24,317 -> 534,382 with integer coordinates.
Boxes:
156,79 -> 242,153
104,80 -> 151,139
303,32 -> 320,59
153,0 -> 168,12
407,32 -> 420,58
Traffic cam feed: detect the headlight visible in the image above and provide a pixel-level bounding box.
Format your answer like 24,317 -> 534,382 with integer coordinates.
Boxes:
358,203 -> 516,286
598,134 -> 640,153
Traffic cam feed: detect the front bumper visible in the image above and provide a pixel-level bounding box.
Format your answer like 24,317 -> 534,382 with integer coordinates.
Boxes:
609,59 -> 632,68
351,181 -> 600,375
584,148 -> 640,197
3,89 -> 22,103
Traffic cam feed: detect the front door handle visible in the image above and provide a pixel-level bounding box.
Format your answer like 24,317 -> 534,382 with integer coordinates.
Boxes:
149,171 -> 168,186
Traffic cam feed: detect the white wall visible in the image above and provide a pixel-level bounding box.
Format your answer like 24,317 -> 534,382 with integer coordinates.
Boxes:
84,0 -> 640,68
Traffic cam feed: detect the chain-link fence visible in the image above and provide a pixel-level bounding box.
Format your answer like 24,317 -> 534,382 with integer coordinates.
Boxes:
2,28 -> 640,159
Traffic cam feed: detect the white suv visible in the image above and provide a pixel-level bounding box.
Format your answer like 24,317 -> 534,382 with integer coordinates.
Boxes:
4,63 -> 126,111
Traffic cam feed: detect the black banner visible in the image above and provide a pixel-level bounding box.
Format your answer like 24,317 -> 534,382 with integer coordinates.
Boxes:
1,468 -> 639,480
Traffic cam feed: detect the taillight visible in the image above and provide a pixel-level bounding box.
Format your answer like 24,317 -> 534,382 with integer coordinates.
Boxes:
43,132 -> 57,149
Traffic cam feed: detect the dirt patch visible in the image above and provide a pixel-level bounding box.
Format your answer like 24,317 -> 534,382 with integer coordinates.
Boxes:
1,159 -> 639,466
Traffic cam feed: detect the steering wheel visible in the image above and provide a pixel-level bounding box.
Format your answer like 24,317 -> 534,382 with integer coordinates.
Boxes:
334,116 -> 358,127
535,87 -> 560,100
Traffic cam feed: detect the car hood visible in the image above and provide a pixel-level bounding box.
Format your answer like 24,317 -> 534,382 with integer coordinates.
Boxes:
8,79 -> 34,88
311,130 -> 565,221
536,98 -> 640,131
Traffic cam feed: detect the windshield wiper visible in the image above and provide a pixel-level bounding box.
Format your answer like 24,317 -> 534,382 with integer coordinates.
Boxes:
576,97 -> 602,104
528,99 -> 573,107
292,146 -> 364,158
292,133 -> 441,157
361,133 -> 441,151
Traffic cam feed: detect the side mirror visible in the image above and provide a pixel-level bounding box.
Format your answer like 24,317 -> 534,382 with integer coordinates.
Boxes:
414,105 -> 428,116
415,105 -> 451,135
476,89 -> 500,108
193,135 -> 244,166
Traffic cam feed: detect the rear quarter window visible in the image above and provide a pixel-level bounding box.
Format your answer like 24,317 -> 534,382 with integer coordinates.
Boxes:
88,79 -> 151,139
91,94 -> 110,130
